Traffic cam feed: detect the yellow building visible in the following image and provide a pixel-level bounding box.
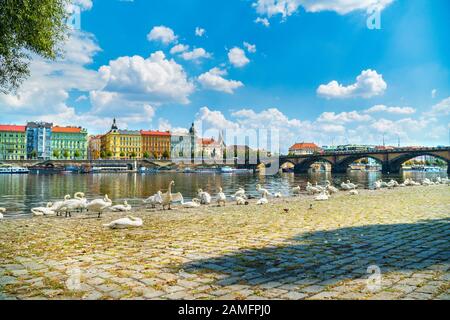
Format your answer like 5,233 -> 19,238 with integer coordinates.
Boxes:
101,119 -> 142,159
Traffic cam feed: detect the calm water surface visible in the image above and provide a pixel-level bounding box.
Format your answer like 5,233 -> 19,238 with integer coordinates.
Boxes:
0,171 -> 447,218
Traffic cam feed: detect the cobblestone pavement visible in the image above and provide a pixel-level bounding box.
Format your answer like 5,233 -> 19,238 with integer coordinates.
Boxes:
0,186 -> 449,300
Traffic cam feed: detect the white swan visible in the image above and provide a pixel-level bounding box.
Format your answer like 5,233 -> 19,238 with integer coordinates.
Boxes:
111,201 -> 132,212
274,192 -> 283,198
0,207 -> 5,219
326,181 -> 339,194
346,180 -> 358,189
422,178 -> 432,186
49,195 -> 71,216
236,196 -> 247,205
256,190 -> 269,205
315,183 -> 325,192
144,191 -> 163,208
198,189 -> 212,205
306,182 -> 321,195
162,181 -> 184,210
315,191 -> 330,201
31,203 -> 56,216
256,184 -> 270,197
216,188 -> 226,206
234,188 -> 247,199
182,198 -> 201,208
291,186 -> 301,196
349,189 -> 359,196
60,193 -> 87,217
103,216 -> 143,229
86,194 -> 113,218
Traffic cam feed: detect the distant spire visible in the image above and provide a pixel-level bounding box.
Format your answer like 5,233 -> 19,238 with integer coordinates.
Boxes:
111,118 -> 118,131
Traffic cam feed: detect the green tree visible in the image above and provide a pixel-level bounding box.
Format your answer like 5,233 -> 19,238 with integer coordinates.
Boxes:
130,152 -> 137,158
106,150 -> 113,158
162,150 -> 170,159
120,152 -> 125,158
153,151 -> 158,159
63,150 -> 70,159
143,151 -> 150,159
74,149 -> 81,159
0,0 -> 69,94
100,151 -> 106,159
53,149 -> 60,159
30,149 -> 37,159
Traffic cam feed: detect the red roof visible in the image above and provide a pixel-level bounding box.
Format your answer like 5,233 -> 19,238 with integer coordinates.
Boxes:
289,143 -> 320,150
200,138 -> 215,145
0,125 -> 26,132
52,126 -> 83,133
140,130 -> 171,136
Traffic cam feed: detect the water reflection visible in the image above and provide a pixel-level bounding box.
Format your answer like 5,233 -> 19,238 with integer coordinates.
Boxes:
0,170 -> 447,218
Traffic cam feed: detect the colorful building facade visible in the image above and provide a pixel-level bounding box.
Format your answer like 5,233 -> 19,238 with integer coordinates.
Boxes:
101,119 -> 142,159
26,122 -> 53,160
51,126 -> 88,160
88,135 -> 103,160
0,125 -> 27,160
288,142 -> 322,155
141,130 -> 171,159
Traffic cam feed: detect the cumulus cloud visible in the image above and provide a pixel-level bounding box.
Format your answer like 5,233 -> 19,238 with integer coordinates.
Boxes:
147,26 -> 178,44
255,17 -> 270,27
365,105 -> 416,115
243,42 -> 257,53
179,48 -> 212,61
253,0 -> 393,19
317,69 -> 387,99
196,107 -> 240,130
170,44 -> 189,54
228,47 -> 250,68
317,111 -> 372,123
98,51 -> 195,104
426,97 -> 450,116
195,27 -> 206,37
198,68 -> 243,94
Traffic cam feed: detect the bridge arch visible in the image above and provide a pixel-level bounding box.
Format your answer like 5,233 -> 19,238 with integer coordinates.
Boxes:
293,157 -> 334,173
388,152 -> 449,173
334,155 -> 384,173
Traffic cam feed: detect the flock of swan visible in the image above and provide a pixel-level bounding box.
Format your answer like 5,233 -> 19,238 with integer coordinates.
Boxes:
0,177 -> 448,227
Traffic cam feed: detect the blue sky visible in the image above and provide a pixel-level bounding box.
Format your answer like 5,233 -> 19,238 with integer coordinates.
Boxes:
1,0 -> 449,151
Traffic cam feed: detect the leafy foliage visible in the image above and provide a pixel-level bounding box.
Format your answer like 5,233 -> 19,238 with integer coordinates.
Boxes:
0,0 -> 69,94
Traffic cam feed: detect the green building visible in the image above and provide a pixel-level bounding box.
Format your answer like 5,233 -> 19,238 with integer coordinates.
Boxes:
51,126 -> 88,160
0,125 -> 27,160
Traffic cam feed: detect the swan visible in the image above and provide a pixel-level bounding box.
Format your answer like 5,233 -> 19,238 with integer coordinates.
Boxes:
256,191 -> 269,205
291,186 -> 301,196
111,201 -> 132,212
256,184 -> 270,197
346,180 -> 358,189
31,203 -> 56,216
236,196 -> 247,205
306,182 -> 321,195
86,194 -> 113,218
422,178 -> 432,186
234,188 -> 247,199
182,198 -> 201,208
315,183 -> 325,192
0,207 -> 5,219
197,189 -> 212,205
315,191 -> 330,201
162,181 -> 184,210
349,189 -> 359,196
326,181 -> 339,194
143,191 -> 163,208
374,180 -> 382,189
60,192 -> 88,217
74,192 -> 88,211
103,216 -> 143,229
274,192 -> 283,198
49,195 -> 71,216
216,188 -> 226,206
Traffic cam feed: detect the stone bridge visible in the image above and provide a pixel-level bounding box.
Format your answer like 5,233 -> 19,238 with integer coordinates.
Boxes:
278,147 -> 450,174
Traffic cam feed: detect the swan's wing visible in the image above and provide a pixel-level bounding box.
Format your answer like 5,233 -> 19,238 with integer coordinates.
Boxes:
171,193 -> 184,203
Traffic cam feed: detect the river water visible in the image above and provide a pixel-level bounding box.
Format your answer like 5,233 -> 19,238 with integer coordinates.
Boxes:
0,170 -> 447,218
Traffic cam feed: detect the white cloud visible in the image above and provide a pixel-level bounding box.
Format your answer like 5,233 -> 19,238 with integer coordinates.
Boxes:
253,0 -> 393,19
228,47 -> 250,68
426,97 -> 450,116
243,42 -> 257,53
317,69 -> 387,99
365,105 -> 416,115
98,51 -> 195,104
147,26 -> 178,44
72,0 -> 93,11
255,17 -> 270,27
198,68 -> 243,94
197,107 -> 240,130
180,48 -> 212,61
195,27 -> 206,37
170,44 -> 189,54
318,111 -> 372,123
